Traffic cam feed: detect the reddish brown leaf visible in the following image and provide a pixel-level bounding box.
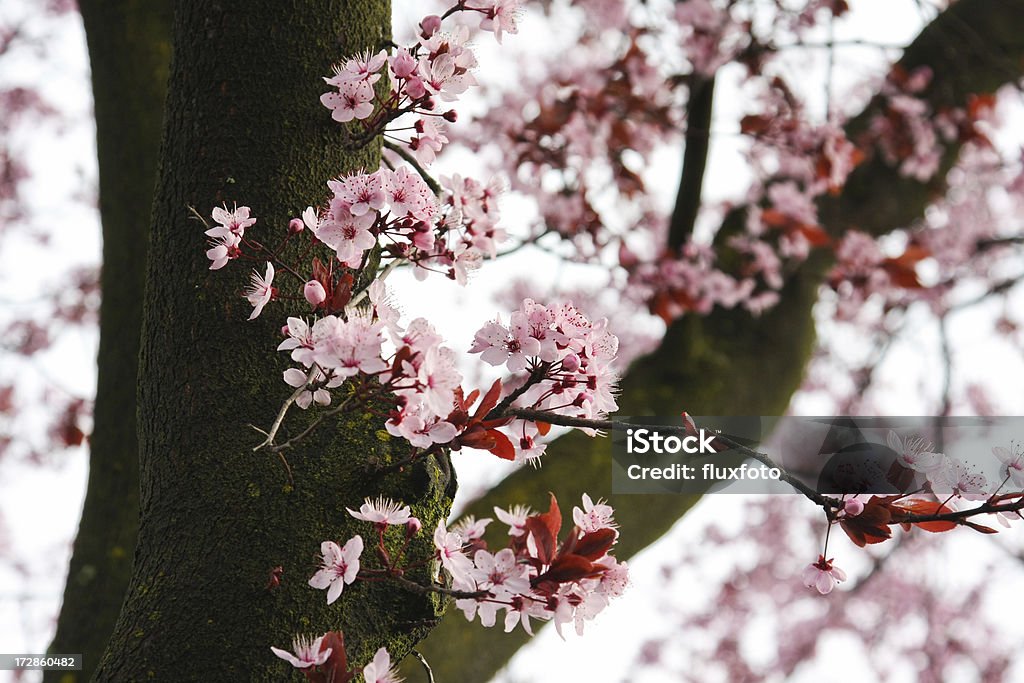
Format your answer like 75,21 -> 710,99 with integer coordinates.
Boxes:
487,429 -> 517,461
573,528 -> 617,561
889,499 -> 957,533
839,497 -> 892,547
474,378 -> 504,419
535,554 -> 596,584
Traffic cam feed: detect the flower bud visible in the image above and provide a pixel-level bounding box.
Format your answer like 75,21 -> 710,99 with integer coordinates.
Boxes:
288,217 -> 304,233
303,280 -> 327,307
390,49 -> 417,79
843,498 -> 865,517
405,517 -> 423,538
443,109 -> 458,123
561,353 -> 581,372
420,15 -> 442,38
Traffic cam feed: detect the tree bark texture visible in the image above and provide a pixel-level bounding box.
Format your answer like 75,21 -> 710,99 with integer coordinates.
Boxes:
94,2 -> 455,680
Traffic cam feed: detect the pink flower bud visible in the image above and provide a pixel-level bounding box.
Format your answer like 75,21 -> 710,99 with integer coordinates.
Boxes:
443,109 -> 458,123
843,498 -> 865,517
420,15 -> 442,38
561,353 -> 581,372
390,49 -> 417,79
405,517 -> 423,537
304,280 -> 327,307
288,217 -> 304,233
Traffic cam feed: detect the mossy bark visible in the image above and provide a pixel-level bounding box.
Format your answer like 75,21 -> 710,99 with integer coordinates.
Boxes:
46,3 -> 172,681
412,1 -> 1024,679
92,2 -> 452,679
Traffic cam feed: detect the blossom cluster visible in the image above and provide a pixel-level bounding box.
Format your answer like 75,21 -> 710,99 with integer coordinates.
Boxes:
319,1 -> 521,166
271,630 -> 401,683
447,494 -> 629,637
307,494 -> 629,639
801,431 -> 1024,595
275,289 -> 620,464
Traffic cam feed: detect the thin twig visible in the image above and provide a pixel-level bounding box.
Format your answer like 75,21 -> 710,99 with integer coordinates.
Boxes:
410,651 -> 435,683
270,394 -> 358,453
251,366 -> 319,451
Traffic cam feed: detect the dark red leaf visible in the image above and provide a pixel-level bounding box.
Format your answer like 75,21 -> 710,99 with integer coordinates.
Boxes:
572,528 -> 617,561
535,554 -> 596,585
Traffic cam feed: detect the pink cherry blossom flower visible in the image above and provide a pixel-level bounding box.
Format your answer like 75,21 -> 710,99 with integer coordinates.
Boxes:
516,434 -> 546,462
477,0 -> 522,43
205,232 -> 240,270
929,456 -> 989,500
452,515 -> 492,542
208,203 -> 256,240
278,317 -> 317,367
494,504 -> 531,536
389,48 -> 417,80
321,79 -> 375,123
314,208 -> 378,268
887,431 -> 944,472
801,555 -> 847,595
330,172 -> 386,216
993,443 -> 1024,488
347,496 -> 412,526
381,166 -> 436,221
270,634 -> 331,669
361,647 -> 403,683
573,493 -> 617,533
434,521 -> 474,587
411,119 -> 448,166
385,413 -> 457,448
325,49 -> 387,87
308,536 -> 363,604
245,262 -> 275,320
311,313 -> 387,377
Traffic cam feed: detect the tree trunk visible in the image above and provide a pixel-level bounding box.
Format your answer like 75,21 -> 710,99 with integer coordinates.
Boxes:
46,3 -> 172,680
95,2 -> 452,679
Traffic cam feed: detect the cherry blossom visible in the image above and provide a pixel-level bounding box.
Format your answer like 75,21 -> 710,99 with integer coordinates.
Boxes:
270,634 -> 331,669
245,262 -> 275,320
476,0 -> 522,43
320,79 -> 375,123
886,431 -> 944,473
205,232 -> 240,270
573,493 -> 616,533
361,646 -> 402,683
433,521 -> 474,586
283,367 -> 331,410
208,203 -> 256,240
309,536 -> 364,605
494,504 -> 531,537
801,555 -> 847,595
347,497 -> 412,526
993,443 -> 1024,488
